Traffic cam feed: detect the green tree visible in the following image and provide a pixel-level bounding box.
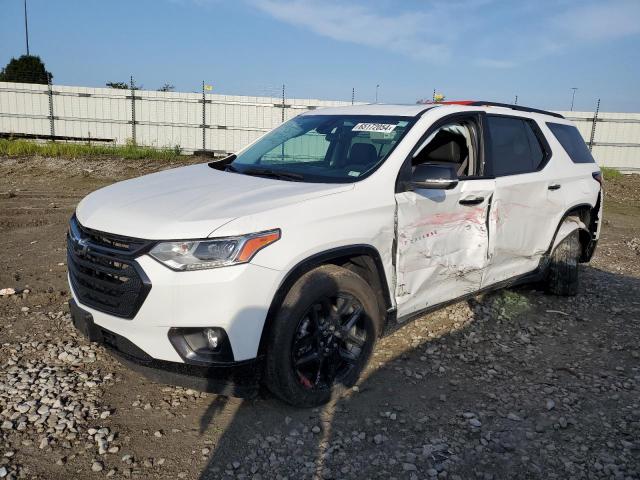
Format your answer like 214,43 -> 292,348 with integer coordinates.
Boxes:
106,81 -> 134,89
0,55 -> 52,84
157,83 -> 175,92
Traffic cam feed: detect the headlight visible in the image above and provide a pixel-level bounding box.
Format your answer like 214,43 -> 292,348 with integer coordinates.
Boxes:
149,229 -> 280,271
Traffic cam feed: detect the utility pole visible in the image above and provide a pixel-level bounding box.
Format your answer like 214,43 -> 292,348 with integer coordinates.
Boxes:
130,75 -> 137,145
281,84 -> 285,122
589,98 -> 600,151
281,84 -> 285,161
375,84 -> 380,103
570,87 -> 578,111
24,0 -> 30,55
514,95 -> 518,105
201,81 -> 206,151
351,87 -> 355,105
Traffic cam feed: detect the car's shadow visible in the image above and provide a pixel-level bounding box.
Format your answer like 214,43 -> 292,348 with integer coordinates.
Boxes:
195,265 -> 640,479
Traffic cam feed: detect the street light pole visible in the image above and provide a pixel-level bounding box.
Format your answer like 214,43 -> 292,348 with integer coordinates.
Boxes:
24,0 -> 30,55
570,87 -> 578,111
375,84 -> 379,103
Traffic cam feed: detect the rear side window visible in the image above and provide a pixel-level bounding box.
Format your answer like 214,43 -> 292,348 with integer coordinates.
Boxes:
546,123 -> 595,164
487,116 -> 545,176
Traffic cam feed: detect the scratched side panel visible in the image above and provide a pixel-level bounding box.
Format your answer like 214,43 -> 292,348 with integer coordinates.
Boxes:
483,176 -> 555,287
395,180 -> 494,319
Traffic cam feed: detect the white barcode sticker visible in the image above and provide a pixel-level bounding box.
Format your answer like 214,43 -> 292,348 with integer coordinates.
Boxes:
352,123 -> 397,133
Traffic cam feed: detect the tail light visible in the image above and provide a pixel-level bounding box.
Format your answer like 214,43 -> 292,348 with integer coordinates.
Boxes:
592,171 -> 603,187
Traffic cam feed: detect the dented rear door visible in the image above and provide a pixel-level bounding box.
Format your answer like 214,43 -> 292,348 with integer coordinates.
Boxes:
482,172 -> 559,287
480,114 -> 561,288
395,179 -> 495,320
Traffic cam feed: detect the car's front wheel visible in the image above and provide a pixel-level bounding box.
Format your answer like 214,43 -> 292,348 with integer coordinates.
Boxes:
265,264 -> 381,407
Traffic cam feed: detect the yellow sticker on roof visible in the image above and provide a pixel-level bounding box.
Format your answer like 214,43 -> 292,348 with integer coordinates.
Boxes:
352,123 -> 397,133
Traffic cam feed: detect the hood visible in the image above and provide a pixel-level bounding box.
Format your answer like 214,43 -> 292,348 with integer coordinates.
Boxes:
76,163 -> 353,239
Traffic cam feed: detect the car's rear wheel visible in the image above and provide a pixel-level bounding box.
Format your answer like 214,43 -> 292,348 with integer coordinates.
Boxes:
265,264 -> 381,407
545,230 -> 580,296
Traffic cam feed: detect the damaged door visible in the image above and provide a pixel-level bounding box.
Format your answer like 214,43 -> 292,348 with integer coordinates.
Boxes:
394,114 -> 495,320
481,115 -> 558,287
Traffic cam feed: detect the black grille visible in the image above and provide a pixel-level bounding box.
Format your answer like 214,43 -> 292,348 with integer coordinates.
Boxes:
67,216 -> 152,319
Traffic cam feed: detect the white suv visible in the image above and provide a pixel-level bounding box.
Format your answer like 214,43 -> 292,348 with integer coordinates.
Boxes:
67,101 -> 603,407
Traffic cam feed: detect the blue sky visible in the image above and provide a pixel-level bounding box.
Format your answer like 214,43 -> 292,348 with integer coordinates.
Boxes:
1,0 -> 639,112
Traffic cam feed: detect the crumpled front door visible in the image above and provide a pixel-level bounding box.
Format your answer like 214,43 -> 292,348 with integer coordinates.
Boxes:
395,179 -> 495,320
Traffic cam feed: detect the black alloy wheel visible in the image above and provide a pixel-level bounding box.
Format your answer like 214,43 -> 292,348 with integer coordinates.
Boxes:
265,264 -> 381,407
292,294 -> 367,390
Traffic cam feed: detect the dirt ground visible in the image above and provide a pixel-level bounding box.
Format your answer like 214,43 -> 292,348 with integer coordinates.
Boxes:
0,155 -> 639,480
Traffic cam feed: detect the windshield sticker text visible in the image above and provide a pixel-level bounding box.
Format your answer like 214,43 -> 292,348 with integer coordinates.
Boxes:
352,123 -> 397,133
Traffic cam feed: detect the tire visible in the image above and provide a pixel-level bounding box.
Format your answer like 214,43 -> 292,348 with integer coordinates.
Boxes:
545,230 -> 580,296
265,264 -> 381,407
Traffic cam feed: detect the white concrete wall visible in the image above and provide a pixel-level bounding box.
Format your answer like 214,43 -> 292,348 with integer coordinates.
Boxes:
1,82 -> 639,170
0,81 -> 352,153
556,111 -> 640,172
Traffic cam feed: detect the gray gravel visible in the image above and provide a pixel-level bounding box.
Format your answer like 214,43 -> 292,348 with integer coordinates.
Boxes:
0,311 -> 117,479
1,158 -> 639,479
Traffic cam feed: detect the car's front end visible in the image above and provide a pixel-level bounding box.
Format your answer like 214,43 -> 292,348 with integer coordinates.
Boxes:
67,214 -> 283,395
66,108 -> 420,398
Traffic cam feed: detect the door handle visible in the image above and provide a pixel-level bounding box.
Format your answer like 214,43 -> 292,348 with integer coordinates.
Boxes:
459,195 -> 485,206
548,184 -> 561,191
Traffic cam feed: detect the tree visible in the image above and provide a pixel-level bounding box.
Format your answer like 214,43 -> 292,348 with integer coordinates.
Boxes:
106,81 -> 136,90
157,83 -> 175,92
0,55 -> 52,84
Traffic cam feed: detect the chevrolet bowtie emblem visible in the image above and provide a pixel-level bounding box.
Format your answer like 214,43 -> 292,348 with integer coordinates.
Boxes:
76,237 -> 90,257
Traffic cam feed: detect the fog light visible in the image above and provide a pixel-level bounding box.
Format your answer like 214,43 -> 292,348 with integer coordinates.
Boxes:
168,327 -> 233,365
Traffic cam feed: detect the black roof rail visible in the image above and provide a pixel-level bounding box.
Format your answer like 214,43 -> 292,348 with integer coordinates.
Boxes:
468,101 -> 564,119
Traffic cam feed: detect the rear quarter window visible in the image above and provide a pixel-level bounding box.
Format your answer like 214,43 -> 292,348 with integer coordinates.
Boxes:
546,123 -> 595,164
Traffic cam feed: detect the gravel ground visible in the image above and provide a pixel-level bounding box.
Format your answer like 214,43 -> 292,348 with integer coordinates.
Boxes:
0,156 -> 639,480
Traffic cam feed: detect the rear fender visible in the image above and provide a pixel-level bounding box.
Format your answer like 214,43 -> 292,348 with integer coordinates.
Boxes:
551,216 -> 588,253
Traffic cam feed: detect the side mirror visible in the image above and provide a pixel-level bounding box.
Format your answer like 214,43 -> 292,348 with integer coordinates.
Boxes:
411,163 -> 459,190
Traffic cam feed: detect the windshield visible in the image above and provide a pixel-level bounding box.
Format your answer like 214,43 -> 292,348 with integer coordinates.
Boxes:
230,115 -> 415,183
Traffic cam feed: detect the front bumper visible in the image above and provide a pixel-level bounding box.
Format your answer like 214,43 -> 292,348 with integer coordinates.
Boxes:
70,299 -> 262,397
68,254 -> 282,363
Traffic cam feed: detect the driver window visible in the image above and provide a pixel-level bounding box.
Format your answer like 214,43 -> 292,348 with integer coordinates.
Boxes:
412,121 -> 477,177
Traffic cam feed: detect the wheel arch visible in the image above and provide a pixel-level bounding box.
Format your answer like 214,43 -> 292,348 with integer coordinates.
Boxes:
547,201 -> 599,262
256,245 -> 392,356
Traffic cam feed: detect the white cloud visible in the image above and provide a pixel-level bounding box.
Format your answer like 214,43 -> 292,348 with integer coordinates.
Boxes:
553,0 -> 640,41
243,0 -> 640,68
251,0 -> 453,61
475,58 -> 517,69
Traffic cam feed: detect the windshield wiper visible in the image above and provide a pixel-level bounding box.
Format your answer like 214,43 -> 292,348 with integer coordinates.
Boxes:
240,168 -> 304,181
208,154 -> 236,170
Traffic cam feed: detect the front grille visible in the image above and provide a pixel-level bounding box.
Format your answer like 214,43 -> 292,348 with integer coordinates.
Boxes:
67,216 -> 152,319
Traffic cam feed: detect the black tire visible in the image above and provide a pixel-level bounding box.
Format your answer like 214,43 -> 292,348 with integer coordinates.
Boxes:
265,264 -> 381,407
545,230 -> 580,296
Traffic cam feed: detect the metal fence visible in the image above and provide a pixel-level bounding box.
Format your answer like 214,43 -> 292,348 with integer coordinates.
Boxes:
557,109 -> 640,172
0,81 -> 353,154
1,81 -> 639,171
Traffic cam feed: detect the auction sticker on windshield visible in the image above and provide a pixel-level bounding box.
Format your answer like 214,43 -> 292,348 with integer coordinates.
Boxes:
352,123 -> 397,133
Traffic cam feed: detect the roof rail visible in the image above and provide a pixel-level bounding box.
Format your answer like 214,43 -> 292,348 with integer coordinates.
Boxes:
437,100 -> 564,119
